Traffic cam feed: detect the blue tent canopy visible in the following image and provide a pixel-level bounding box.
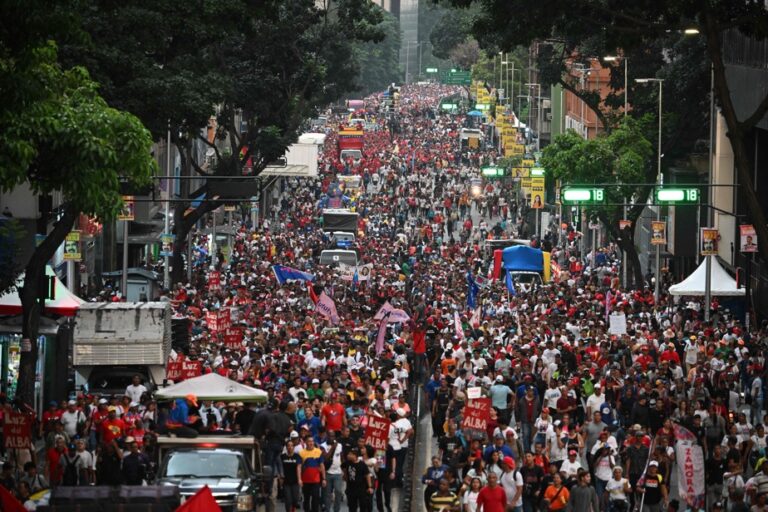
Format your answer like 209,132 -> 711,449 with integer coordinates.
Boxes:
467,110 -> 483,116
502,245 -> 543,272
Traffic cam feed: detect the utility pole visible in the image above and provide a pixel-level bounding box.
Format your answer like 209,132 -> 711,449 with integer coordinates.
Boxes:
163,121 -> 171,289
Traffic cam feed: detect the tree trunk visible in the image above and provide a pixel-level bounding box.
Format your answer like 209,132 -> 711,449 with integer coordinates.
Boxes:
16,206 -> 77,406
704,13 -> 768,265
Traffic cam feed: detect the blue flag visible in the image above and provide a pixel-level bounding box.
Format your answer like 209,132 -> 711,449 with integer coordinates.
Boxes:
272,265 -> 315,285
467,271 -> 480,309
352,268 -> 359,291
505,270 -> 516,296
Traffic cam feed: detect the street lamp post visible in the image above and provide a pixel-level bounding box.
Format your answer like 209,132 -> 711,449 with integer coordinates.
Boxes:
163,122 -> 172,290
526,83 -> 542,151
636,77 -> 664,302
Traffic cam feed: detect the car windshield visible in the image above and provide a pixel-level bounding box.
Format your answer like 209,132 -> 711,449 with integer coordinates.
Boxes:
514,273 -> 541,284
165,452 -> 243,479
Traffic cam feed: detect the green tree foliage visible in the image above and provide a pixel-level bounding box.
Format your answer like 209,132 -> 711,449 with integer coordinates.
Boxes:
354,8 -> 401,96
66,0 -> 386,283
448,0 -> 768,263
0,13 -> 157,404
429,7 -> 473,60
541,119 -> 654,286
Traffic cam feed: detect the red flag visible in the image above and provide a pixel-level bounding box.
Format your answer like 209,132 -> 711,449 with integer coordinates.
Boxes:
307,281 -> 319,304
176,485 -> 222,512
0,485 -> 27,512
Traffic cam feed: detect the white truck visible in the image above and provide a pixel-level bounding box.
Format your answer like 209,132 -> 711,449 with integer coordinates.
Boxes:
73,302 -> 171,396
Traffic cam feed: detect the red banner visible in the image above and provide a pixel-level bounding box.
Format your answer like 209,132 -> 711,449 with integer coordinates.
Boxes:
167,360 -> 203,382
364,414 -> 391,452
209,271 -> 221,290
462,397 -> 491,435
223,327 -> 244,348
3,412 -> 32,449
205,309 -> 231,332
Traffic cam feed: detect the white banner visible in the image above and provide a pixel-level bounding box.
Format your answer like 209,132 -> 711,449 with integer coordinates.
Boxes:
338,263 -> 373,281
676,441 -> 704,502
609,313 -> 627,335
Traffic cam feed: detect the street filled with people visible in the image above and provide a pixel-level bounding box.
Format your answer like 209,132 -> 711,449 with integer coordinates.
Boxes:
1,83 -> 767,512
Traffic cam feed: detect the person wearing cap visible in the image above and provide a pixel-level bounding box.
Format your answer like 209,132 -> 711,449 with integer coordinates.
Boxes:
489,376 -> 513,429
121,437 -> 149,485
389,407 -> 413,486
41,401 -> 63,439
421,455 -> 449,510
58,399 -> 86,440
100,405 -> 126,445
636,460 -> 667,511
605,466 -> 631,512
499,456 -> 523,511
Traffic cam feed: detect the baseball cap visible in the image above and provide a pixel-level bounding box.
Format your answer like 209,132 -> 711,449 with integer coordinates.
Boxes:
503,456 -> 515,469
67,399 -> 76,406
495,375 -> 503,382
648,460 -> 659,467
290,431 -> 300,438
312,378 -> 320,384
396,408 -> 407,417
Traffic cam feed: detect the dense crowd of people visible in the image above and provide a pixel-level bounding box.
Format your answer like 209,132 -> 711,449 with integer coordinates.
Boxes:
0,83 -> 766,512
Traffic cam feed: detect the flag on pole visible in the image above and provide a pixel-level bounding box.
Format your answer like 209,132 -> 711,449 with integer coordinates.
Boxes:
505,270 -> 516,296
307,281 -> 319,304
352,268 -> 359,291
0,485 -> 26,512
466,271 -> 480,309
374,301 -> 394,320
454,311 -> 465,340
315,292 -> 340,325
175,485 -> 222,512
375,312 -> 391,355
272,264 -> 315,285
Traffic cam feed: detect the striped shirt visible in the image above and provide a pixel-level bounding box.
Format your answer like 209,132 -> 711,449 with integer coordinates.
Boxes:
299,447 -> 324,484
429,491 -> 459,512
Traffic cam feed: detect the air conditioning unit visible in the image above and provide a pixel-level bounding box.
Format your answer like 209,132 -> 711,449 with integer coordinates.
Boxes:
546,113 -> 553,121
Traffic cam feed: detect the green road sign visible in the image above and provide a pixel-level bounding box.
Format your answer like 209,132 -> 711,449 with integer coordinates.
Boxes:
655,187 -> 699,203
481,166 -> 505,177
475,103 -> 490,110
561,187 -> 605,204
530,167 -> 546,177
440,69 -> 472,86
426,67 -> 439,73
440,103 -> 458,110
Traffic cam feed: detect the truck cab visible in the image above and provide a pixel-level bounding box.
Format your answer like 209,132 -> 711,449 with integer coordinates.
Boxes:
156,436 -> 268,512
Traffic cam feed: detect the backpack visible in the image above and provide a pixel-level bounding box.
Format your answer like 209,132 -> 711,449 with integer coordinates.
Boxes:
62,455 -> 80,486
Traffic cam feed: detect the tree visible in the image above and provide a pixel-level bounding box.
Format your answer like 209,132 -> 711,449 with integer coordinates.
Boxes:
450,39 -> 481,69
449,0 -> 768,265
541,120 -> 655,287
429,7 -> 473,60
354,8 -> 401,96
66,0 -> 385,284
0,34 -> 156,403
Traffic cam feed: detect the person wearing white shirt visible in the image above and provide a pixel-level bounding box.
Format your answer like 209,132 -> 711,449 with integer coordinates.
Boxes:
585,384 -> 605,417
543,381 -> 562,410
125,375 -> 148,404
559,450 -> 583,482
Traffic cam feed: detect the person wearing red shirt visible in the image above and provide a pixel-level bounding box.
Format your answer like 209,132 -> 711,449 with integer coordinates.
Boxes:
476,472 -> 507,512
40,402 -> 62,439
659,347 -> 680,365
100,407 -> 126,444
321,393 -> 346,433
46,437 -> 67,487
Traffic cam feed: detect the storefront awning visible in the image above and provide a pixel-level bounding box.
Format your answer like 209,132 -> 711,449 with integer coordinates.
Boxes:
0,266 -> 84,317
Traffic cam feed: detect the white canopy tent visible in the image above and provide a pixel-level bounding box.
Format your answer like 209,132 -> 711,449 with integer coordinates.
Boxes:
155,373 -> 268,403
668,257 -> 745,296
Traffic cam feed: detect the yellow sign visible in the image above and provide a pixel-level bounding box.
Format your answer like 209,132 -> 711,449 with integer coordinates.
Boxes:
522,159 -> 535,168
531,177 -> 545,192
509,144 -> 524,156
503,126 -> 517,137
521,177 -> 532,190
511,167 -> 529,179
64,231 -> 81,261
502,135 -> 516,147
118,196 -> 135,221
